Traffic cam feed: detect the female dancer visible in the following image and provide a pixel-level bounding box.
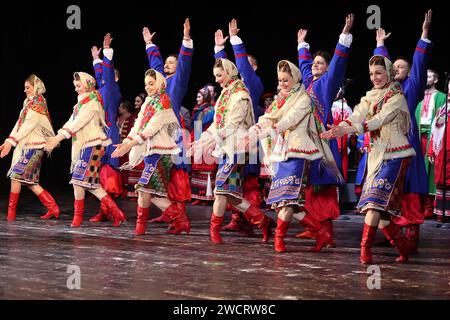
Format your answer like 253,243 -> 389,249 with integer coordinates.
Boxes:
111,69 -> 190,236
44,72 -> 126,228
189,58 -> 272,244
190,86 -> 216,205
1,75 -> 60,221
247,60 -> 333,253
322,55 -> 415,264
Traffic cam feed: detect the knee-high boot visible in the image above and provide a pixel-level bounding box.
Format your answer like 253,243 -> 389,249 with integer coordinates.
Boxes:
360,223 -> 378,264
164,203 -> 190,235
274,218 -> 290,253
405,224 -> 420,254
71,199 -> 85,228
242,205 -> 274,243
298,212 -> 332,252
210,213 -> 225,244
6,192 -> 20,222
135,206 -> 150,235
101,195 -> 127,227
380,222 -> 410,263
38,190 -> 61,220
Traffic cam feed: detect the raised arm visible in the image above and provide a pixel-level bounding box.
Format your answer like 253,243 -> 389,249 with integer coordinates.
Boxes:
297,29 -> 314,88
167,18 -> 194,117
229,19 -> 255,81
143,26 -> 165,75
91,46 -> 104,89
409,10 -> 433,101
374,28 -> 391,59
101,33 -> 117,86
319,14 -> 354,102
421,9 -> 432,41
229,18 -> 264,118
214,29 -> 228,59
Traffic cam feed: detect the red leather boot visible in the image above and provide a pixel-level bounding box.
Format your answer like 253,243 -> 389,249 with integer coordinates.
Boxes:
135,206 -> 150,235
38,190 -> 61,220
274,218 -> 290,253
101,195 -> 127,227
164,203 -> 190,235
380,222 -> 410,263
360,223 -> 378,264
71,199 -> 85,228
295,229 -> 316,239
405,224 -> 420,254
210,214 -> 225,244
322,220 -> 337,248
242,205 -> 274,243
222,212 -> 242,232
6,192 -> 20,222
298,212 -> 332,252
191,199 -> 203,206
148,212 -> 171,224
89,199 -> 112,222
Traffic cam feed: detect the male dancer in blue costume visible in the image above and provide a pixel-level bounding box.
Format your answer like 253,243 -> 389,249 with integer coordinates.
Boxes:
295,14 -> 354,246
90,33 -> 124,223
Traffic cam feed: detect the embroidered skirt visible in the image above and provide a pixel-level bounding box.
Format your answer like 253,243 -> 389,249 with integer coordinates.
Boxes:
267,158 -> 309,211
70,145 -> 105,189
124,158 -> 144,198
191,169 -> 216,201
435,186 -> 450,217
214,155 -> 245,200
135,154 -> 172,197
357,158 -> 409,216
9,149 -> 44,185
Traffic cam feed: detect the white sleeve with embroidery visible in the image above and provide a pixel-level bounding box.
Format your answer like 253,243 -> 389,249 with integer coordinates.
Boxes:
6,110 -> 39,147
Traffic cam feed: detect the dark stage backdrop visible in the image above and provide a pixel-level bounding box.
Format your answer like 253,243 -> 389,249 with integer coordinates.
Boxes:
0,0 -> 448,193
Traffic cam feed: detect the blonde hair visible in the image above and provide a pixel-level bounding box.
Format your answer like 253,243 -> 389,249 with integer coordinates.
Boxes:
278,61 -> 293,77
26,74 -> 36,85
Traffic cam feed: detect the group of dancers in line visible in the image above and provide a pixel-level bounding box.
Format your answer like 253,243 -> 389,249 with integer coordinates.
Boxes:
1,9 -> 449,265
